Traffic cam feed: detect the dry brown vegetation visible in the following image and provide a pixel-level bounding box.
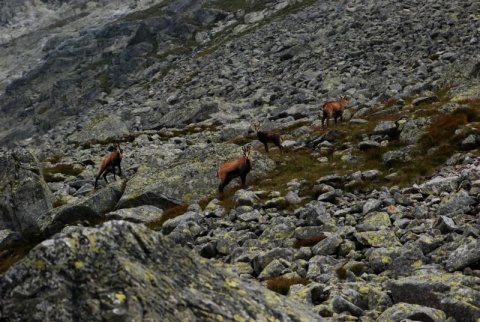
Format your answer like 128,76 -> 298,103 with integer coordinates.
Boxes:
293,235 -> 327,249
265,276 -> 310,295
0,244 -> 35,275
42,164 -> 83,182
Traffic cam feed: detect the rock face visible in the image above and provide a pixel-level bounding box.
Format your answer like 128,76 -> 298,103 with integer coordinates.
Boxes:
0,220 -> 323,322
0,0 -> 480,321
0,147 -> 54,239
1,0 -> 480,145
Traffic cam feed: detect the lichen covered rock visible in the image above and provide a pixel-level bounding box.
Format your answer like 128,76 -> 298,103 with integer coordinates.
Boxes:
0,221 -> 323,322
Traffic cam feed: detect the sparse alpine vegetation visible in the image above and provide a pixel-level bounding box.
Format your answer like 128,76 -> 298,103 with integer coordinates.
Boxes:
1,0 -> 480,321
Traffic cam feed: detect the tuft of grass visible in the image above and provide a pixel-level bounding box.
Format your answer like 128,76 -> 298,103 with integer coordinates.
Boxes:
97,71 -> 112,94
53,198 -> 68,208
147,197 -> 211,230
265,276 -> 310,295
80,133 -> 139,149
42,164 -> 83,182
209,0 -> 265,12
42,153 -> 64,164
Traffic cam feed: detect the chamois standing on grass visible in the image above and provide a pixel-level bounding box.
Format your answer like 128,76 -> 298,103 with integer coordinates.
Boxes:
217,145 -> 252,194
94,144 -> 123,189
321,96 -> 349,128
254,121 -> 284,154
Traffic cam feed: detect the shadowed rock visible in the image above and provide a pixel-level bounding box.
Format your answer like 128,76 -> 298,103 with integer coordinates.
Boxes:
0,147 -> 54,241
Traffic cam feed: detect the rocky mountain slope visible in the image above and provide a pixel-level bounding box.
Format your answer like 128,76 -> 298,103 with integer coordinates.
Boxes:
1,0 -> 480,321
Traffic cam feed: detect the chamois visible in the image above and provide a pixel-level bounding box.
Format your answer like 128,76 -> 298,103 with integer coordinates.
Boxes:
254,121 -> 284,154
321,96 -> 349,128
217,145 -> 252,194
94,144 -> 123,189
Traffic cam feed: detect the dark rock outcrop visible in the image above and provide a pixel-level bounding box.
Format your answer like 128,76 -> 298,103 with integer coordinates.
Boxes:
0,147 -> 54,240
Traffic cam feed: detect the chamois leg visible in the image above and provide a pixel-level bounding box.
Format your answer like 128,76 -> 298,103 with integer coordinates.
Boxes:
94,174 -> 101,189
275,141 -> 283,154
322,112 -> 329,128
240,174 -> 247,187
103,170 -> 109,185
219,177 -> 233,194
334,111 -> 342,125
117,164 -> 122,176
263,143 -> 269,153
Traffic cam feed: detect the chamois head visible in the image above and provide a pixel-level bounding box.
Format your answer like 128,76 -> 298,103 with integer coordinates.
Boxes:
217,145 -> 252,194
94,144 -> 123,189
253,121 -> 284,154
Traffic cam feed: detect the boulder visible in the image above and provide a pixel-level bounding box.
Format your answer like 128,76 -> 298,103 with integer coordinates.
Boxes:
0,147 -> 54,240
117,143 -> 275,209
39,180 -> 125,236
0,221 -> 323,321
68,115 -> 129,145
377,302 -> 447,322
387,274 -> 480,321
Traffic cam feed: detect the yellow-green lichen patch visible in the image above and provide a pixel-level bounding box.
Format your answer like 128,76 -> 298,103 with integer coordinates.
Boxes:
86,234 -> 99,253
355,231 -> 401,248
411,259 -> 423,269
115,293 -> 127,303
74,261 -> 86,269
225,278 -> 240,289
35,259 -> 47,270
382,256 -> 392,264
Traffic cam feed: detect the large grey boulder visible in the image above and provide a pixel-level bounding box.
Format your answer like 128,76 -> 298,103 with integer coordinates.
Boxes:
0,220 -> 323,322
67,115 -> 130,145
0,147 -> 54,240
445,237 -> 480,272
117,143 -> 276,209
39,180 -> 125,236
377,302 -> 447,322
387,273 -> 480,321
398,117 -> 430,144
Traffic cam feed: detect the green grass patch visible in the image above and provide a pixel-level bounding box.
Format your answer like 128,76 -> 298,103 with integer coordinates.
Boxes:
47,12 -> 90,30
209,0 -> 265,12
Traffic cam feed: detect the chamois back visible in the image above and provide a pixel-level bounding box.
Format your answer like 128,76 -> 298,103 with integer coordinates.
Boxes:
217,145 -> 252,194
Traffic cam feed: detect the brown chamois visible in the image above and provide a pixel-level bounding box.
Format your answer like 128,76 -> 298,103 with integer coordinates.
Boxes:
94,144 -> 123,189
254,121 -> 284,154
217,145 -> 252,194
321,96 -> 349,128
